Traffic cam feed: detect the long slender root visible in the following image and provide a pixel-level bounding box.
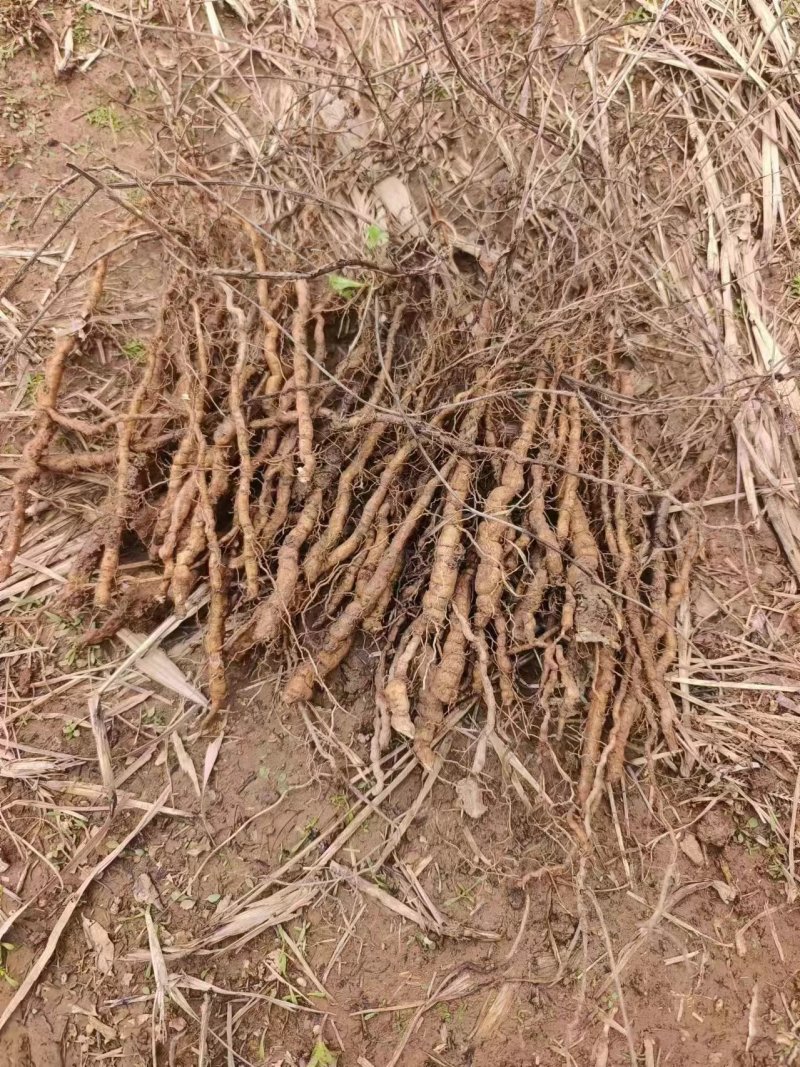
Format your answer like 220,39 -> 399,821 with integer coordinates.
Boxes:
0,256 -> 108,581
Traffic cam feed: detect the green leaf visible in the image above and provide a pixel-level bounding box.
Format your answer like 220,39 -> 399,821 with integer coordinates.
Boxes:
365,223 -> 388,251
277,947 -> 288,976
308,1039 -> 338,1067
328,274 -> 364,297
206,893 -> 221,904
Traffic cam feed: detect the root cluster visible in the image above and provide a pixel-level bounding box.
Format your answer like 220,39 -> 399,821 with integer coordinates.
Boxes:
2,202 -> 696,814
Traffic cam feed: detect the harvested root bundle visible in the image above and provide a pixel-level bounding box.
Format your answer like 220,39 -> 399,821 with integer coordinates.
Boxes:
1,197 -> 698,823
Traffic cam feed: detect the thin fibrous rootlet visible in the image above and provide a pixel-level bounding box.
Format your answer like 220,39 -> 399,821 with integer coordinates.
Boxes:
0,194 -> 699,821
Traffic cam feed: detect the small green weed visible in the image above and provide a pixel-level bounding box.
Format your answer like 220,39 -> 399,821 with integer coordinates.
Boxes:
25,370 -> 44,401
307,1039 -> 337,1067
285,818 -> 319,856
331,793 -> 355,824
63,721 -> 80,741
790,275 -> 800,299
328,274 -> 364,297
72,4 -> 92,48
624,5 -> 652,22
364,222 -> 388,252
87,104 -> 124,132
142,706 -> 165,728
121,338 -> 147,363
0,943 -> 17,989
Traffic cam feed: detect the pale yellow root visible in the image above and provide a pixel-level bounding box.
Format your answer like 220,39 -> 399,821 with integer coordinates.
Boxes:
157,475 -> 198,565
195,449 -> 228,713
453,607 -> 496,776
152,435 -> 196,552
528,463 -> 562,579
246,484 -> 325,646
354,502 -> 391,604
284,457 -> 456,704
255,429 -> 298,545
429,566 -> 473,705
657,524 -> 698,672
170,417 -> 237,609
362,553 -> 404,633
494,610 -> 515,709
511,556 -> 548,648
323,436 -> 415,575
383,631 -> 422,739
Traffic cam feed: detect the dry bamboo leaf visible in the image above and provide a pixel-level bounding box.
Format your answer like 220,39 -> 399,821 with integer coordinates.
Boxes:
471,983 -> 515,1044
201,733 -> 224,796
172,733 -> 201,798
746,981 -> 761,1052
330,860 -> 429,930
69,1006 -> 116,1042
373,176 -> 421,235
81,916 -> 114,975
88,692 -> 116,812
456,777 -> 487,820
118,628 -> 208,707
145,908 -> 169,1047
0,757 -> 78,779
710,880 -> 737,905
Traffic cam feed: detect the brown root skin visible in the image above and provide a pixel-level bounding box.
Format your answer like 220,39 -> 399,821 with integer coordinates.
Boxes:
245,222 -> 284,398
303,421 -> 386,586
284,457 -> 456,704
421,395 -> 483,627
578,645 -> 616,806
0,257 -> 108,583
474,389 -> 543,628
96,328 -> 168,608
429,566 -> 473,705
244,483 -> 325,647
224,285 -> 260,599
292,280 -> 315,486
195,452 -> 228,714
383,632 -> 421,739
